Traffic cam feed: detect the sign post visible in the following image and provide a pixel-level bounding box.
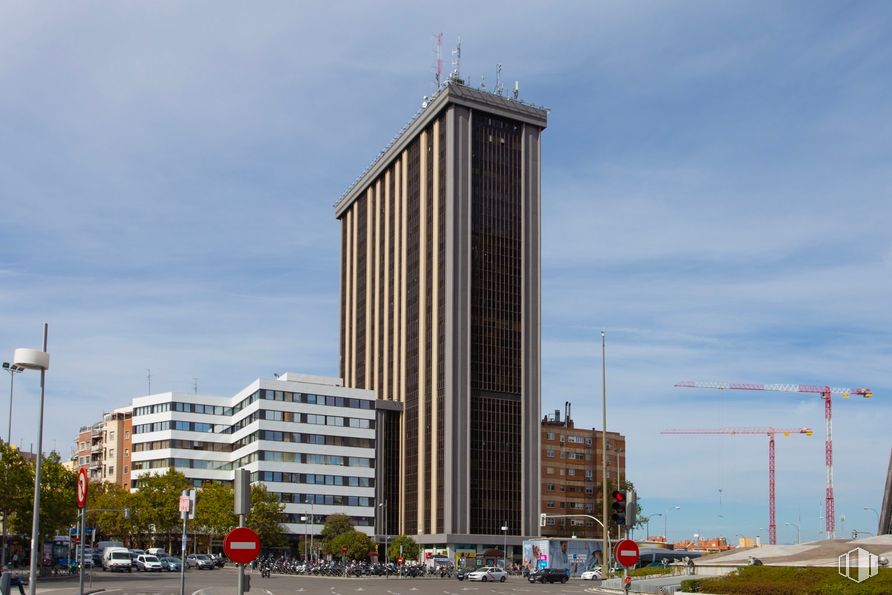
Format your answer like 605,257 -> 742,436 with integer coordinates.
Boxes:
233,469 -> 252,595
179,489 -> 195,595
614,539 -> 639,594
76,469 -> 88,595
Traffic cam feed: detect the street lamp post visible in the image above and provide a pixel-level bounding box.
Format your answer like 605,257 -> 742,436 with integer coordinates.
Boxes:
864,507 -> 880,533
648,513 -> 662,540
665,506 -> 680,543
2,362 -> 24,569
785,522 -> 800,544
501,524 -> 508,570
379,501 -> 389,564
14,324 -> 51,595
300,515 -> 307,561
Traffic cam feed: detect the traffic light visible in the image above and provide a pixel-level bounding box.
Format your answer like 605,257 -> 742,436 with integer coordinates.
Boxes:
625,490 -> 637,528
611,490 -> 626,526
539,513 -> 547,528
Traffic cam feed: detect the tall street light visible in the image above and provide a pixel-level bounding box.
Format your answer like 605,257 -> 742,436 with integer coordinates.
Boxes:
14,323 -> 50,595
300,515 -> 308,560
864,507 -> 880,533
379,501 -> 388,564
648,513 -> 662,540
600,331 -> 608,572
501,523 -> 508,570
2,362 -> 24,569
665,506 -> 680,543
785,521 -> 800,544
3,362 -> 24,446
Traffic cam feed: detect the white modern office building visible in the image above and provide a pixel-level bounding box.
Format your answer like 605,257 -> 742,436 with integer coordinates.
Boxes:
130,373 -> 377,538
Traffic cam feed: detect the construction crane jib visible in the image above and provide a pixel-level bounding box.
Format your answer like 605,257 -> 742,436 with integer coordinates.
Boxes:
661,427 -> 812,545
675,381 -> 873,539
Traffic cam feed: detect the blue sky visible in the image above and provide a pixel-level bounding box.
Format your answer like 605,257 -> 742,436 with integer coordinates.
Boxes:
1,2 -> 890,543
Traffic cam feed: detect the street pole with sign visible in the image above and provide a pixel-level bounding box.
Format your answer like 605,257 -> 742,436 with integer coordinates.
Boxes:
179,489 -> 195,595
77,469 -> 87,595
234,469 -> 251,595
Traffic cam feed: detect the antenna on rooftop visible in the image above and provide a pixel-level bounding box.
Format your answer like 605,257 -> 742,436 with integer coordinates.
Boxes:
450,36 -> 462,84
193,378 -> 198,394
479,75 -> 486,90
434,32 -> 443,87
495,64 -> 503,96
513,80 -> 519,100
146,368 -> 151,395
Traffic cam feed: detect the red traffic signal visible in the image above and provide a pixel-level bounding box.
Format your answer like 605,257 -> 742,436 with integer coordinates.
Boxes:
611,490 -> 627,525
624,576 -> 632,584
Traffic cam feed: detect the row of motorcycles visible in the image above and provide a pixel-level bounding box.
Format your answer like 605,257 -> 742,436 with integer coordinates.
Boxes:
251,558 -> 457,578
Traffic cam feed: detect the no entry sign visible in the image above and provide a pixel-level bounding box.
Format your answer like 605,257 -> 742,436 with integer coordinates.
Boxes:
614,539 -> 640,568
224,527 -> 261,564
77,468 -> 88,508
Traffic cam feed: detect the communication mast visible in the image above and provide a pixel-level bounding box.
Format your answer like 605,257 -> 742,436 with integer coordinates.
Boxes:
434,32 -> 443,87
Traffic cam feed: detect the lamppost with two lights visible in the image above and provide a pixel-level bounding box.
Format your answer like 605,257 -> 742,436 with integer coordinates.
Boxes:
1,362 -> 24,569
785,521 -> 800,544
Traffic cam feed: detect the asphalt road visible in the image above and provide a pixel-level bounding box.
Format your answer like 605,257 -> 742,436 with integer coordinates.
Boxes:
27,567 -> 612,595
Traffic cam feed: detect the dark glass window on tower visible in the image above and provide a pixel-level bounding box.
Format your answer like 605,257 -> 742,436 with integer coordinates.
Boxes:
469,111 -> 523,535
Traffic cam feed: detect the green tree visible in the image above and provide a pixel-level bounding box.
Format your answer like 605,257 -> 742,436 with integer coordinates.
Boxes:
195,482 -> 237,549
247,484 -> 285,548
321,514 -> 354,541
131,469 -> 190,549
0,443 -> 33,556
388,534 -> 419,562
329,530 -> 371,561
87,482 -> 131,541
11,451 -> 77,544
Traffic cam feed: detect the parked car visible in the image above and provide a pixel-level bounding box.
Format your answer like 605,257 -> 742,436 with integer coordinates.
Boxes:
129,549 -> 145,569
528,567 -> 569,584
580,567 -> 603,580
160,556 -> 183,572
468,566 -> 507,582
102,547 -> 133,572
186,554 -> 215,569
147,548 -> 168,557
455,567 -> 472,581
136,554 -> 163,572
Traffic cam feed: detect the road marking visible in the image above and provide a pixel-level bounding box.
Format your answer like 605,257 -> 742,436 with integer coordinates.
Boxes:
265,590 -> 274,595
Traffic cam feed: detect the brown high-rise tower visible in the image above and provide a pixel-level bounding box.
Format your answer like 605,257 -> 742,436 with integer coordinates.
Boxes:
335,81 -> 546,545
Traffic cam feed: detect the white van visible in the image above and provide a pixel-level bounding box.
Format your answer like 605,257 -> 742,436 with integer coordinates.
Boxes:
103,547 -> 133,572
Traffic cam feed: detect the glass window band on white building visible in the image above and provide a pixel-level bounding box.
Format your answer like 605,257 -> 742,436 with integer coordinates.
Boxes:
130,373 -> 377,536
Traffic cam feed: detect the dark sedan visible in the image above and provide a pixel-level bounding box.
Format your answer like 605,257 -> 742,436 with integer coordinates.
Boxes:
528,567 -> 569,584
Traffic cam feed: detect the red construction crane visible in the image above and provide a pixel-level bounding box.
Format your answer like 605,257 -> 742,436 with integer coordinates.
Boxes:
675,381 -> 873,539
661,427 -> 813,545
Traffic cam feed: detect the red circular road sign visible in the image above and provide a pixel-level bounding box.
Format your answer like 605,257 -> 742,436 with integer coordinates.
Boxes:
77,468 -> 88,508
614,539 -> 640,568
341,545 -> 348,554
224,527 -> 261,564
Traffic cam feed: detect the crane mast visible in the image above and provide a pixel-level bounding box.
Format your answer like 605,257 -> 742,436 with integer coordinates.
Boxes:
662,427 -> 812,545
675,381 -> 872,539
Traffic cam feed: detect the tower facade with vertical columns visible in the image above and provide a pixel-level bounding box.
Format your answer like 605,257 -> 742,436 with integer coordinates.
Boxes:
335,82 -> 546,543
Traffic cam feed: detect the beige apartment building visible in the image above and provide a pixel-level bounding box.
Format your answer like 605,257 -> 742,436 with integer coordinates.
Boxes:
73,406 -> 133,489
540,404 -> 626,539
